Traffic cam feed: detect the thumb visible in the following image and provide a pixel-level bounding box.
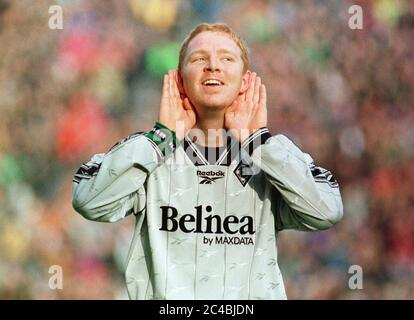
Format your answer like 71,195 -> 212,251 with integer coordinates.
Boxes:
226,101 -> 238,113
225,110 -> 234,121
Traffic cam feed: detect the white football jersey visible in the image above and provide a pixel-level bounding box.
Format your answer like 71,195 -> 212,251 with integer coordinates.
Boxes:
72,122 -> 343,300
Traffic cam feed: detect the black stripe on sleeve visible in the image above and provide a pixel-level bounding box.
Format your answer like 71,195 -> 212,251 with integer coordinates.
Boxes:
241,127 -> 272,156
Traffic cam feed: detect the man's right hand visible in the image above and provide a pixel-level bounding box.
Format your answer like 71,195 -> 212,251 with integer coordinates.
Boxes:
159,70 -> 196,140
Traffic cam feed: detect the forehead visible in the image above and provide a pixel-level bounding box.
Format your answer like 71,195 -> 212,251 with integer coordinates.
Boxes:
187,31 -> 241,56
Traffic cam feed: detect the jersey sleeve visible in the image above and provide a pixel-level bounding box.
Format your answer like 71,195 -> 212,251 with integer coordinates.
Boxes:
242,128 -> 344,231
72,122 -> 178,222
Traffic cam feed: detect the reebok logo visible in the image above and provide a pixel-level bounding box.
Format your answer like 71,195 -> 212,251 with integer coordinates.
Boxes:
197,170 -> 225,184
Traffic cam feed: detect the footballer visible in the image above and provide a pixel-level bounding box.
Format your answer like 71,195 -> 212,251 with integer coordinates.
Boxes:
72,23 -> 343,300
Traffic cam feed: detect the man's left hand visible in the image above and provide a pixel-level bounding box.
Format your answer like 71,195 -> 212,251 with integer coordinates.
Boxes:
224,72 -> 267,142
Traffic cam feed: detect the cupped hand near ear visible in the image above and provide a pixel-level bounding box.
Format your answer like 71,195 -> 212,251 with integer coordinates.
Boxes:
224,72 -> 267,142
159,70 -> 196,140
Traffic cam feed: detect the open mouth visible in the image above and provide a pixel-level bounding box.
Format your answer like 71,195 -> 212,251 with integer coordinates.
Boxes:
202,79 -> 224,86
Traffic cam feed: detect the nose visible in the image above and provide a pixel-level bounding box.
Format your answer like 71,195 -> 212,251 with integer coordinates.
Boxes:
204,56 -> 220,72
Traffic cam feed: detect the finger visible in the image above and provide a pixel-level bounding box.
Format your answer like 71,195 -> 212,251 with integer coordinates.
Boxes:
175,70 -> 183,92
238,90 -> 246,101
183,97 -> 193,111
168,70 -> 176,103
239,91 -> 247,107
172,70 -> 181,99
259,84 -> 267,110
246,72 -> 256,102
170,70 -> 182,109
228,93 -> 243,112
253,76 -> 261,105
162,74 -> 169,96
160,74 -> 169,107
186,109 -> 196,126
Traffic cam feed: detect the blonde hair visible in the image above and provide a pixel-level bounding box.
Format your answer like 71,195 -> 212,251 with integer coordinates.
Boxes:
178,23 -> 249,73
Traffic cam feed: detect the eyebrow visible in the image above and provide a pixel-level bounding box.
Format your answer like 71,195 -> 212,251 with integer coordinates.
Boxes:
188,49 -> 239,57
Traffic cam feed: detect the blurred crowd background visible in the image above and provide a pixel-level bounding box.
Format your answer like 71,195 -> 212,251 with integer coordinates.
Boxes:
0,0 -> 413,299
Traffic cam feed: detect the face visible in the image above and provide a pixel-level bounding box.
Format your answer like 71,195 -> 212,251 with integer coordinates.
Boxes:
179,31 -> 250,113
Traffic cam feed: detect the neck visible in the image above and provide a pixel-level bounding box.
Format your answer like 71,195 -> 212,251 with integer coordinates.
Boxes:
191,108 -> 226,147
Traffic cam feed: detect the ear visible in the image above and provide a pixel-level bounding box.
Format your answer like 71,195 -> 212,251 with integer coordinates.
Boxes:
239,70 -> 251,94
176,70 -> 187,98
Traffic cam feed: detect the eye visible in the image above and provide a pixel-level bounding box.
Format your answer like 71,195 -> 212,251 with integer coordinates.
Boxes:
223,57 -> 234,62
194,57 -> 205,62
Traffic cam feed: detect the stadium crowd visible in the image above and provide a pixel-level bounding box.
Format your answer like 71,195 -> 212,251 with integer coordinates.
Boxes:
0,0 -> 413,299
